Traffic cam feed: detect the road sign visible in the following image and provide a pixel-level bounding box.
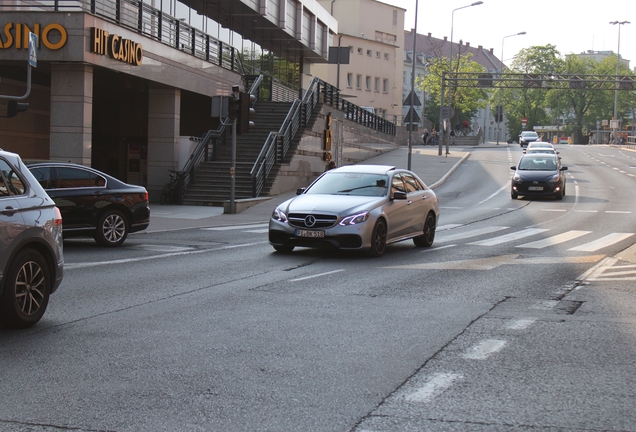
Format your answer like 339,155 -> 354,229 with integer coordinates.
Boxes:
28,32 -> 38,67
440,106 -> 454,119
522,117 -> 527,126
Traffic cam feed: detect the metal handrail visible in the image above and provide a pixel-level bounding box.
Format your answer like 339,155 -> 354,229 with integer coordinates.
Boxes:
176,76 -> 263,203
249,76 -> 397,198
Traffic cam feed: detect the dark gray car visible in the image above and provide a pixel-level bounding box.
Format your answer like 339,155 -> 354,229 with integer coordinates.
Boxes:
0,149 -> 64,328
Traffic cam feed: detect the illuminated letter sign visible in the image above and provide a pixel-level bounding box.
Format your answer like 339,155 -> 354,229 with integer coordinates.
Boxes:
0,23 -> 67,50
90,27 -> 143,66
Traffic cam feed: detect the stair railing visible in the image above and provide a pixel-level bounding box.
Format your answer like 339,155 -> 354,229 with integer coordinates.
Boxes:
249,76 -> 399,198
176,74 -> 263,203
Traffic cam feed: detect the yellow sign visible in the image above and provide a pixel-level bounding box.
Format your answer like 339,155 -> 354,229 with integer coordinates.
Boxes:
0,23 -> 67,50
90,27 -> 143,66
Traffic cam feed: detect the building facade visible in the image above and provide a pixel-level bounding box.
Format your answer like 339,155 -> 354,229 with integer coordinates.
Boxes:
0,0 -> 336,200
311,0 -> 405,123
402,31 -> 513,143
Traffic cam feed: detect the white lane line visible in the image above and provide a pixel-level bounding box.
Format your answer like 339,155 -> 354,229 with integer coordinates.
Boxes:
605,211 -> 631,214
541,209 -> 567,212
405,373 -> 463,403
469,228 -> 549,246
289,269 -> 345,282
463,339 -> 507,360
437,224 -> 464,231
574,210 -> 598,213
507,319 -> 536,330
436,226 -> 509,243
65,241 -> 266,270
244,229 -> 269,233
202,223 -> 269,231
568,233 -> 635,252
476,183 -> 509,206
517,230 -> 591,249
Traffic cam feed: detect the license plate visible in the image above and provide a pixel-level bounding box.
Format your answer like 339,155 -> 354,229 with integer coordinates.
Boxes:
528,186 -> 543,191
295,229 -> 324,238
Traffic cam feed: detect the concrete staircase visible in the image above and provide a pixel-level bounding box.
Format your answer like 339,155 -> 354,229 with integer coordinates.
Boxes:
182,101 -> 294,206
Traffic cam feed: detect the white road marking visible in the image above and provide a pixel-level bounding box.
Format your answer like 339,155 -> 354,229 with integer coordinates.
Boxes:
507,319 -> 536,330
541,209 -> 567,212
517,230 -> 591,249
65,241 -> 266,270
437,226 -> 508,243
476,183 -> 509,206
289,269 -> 345,282
132,245 -> 194,252
574,210 -> 598,213
469,228 -> 549,246
437,224 -> 463,231
568,233 -> 635,252
202,223 -> 269,231
405,373 -> 463,403
605,211 -> 631,214
463,339 -> 507,360
244,229 -> 269,233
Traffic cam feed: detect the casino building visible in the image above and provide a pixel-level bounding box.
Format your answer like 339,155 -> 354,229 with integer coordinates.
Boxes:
0,0 -> 336,198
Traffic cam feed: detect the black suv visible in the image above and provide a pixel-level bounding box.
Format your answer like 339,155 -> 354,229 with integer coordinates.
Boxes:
0,149 -> 64,328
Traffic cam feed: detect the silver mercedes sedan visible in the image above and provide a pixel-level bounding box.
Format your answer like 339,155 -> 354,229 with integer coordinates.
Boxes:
268,165 -> 440,257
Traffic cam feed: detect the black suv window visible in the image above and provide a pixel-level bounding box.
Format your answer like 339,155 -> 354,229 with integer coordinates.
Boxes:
55,167 -> 106,188
0,159 -> 26,197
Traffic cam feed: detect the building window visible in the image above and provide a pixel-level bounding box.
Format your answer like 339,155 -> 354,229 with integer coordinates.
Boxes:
357,47 -> 363,55
349,46 -> 353,53
356,75 -> 362,89
383,79 -> 388,93
366,76 -> 371,91
376,51 -> 381,58
367,49 -> 372,56
375,77 -> 380,92
347,73 -> 353,88
384,53 -> 389,60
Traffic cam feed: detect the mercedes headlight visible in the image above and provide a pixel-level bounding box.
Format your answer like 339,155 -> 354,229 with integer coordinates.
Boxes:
339,211 -> 370,226
272,207 -> 287,222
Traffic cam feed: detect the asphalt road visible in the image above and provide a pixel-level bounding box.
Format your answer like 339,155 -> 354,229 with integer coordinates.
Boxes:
1,144 -> 636,431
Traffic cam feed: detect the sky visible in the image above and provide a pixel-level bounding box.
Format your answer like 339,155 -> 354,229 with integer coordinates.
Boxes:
384,0 -> 636,69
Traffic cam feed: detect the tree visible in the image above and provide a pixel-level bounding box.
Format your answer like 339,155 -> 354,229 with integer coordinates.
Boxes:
417,52 -> 488,132
503,45 -> 564,140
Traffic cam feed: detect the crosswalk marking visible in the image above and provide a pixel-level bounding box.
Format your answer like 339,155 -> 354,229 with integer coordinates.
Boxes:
469,228 -> 549,246
437,226 -> 508,242
568,233 -> 635,252
517,230 -> 591,249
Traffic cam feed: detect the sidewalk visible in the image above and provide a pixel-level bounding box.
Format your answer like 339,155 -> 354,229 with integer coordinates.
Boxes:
144,144 -> 479,233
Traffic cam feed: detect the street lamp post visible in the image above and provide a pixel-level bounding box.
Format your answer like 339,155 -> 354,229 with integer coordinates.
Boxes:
496,31 -> 526,145
610,20 -> 629,143
407,0 -> 419,170
444,1 -> 483,151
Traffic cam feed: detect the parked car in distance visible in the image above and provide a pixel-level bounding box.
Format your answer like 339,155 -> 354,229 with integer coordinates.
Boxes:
27,162 -> 150,247
519,131 -> 540,147
1,149 -> 64,328
511,154 -> 568,200
269,165 -> 440,257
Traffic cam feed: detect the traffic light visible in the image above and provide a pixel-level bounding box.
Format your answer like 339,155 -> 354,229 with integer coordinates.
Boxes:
237,92 -> 255,135
495,105 -> 503,123
228,95 -> 241,121
6,100 -> 29,118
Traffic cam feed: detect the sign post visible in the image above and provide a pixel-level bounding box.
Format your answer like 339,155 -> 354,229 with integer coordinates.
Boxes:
521,117 -> 527,129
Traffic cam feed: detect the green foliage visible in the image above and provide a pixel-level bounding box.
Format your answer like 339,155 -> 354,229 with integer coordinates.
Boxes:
417,53 -> 488,130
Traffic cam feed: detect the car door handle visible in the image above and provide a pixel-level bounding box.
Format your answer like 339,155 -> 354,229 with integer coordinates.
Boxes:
2,206 -> 18,216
